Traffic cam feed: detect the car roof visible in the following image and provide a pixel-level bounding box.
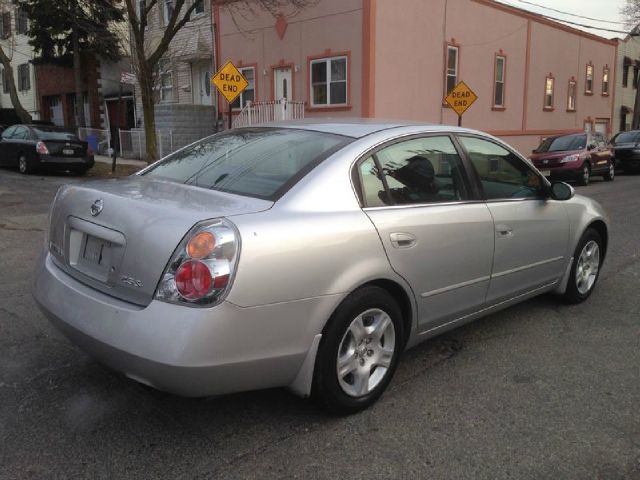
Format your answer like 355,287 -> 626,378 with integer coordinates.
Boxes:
253,118 -> 478,139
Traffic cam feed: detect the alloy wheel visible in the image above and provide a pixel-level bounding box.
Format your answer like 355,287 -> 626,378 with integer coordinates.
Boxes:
582,165 -> 590,185
18,156 -> 27,174
336,308 -> 395,398
575,240 -> 600,295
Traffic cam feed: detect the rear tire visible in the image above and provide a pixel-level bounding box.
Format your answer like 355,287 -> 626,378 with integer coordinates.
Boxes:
602,162 -> 615,181
563,228 -> 603,304
577,162 -> 590,186
312,286 -> 404,414
73,167 -> 90,176
18,154 -> 33,174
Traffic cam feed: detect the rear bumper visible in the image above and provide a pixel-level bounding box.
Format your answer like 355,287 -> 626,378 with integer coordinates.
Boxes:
33,251 -> 341,397
39,154 -> 95,168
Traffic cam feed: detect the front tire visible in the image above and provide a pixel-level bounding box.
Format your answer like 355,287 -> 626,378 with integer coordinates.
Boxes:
563,228 -> 603,304
312,286 -> 404,414
577,162 -> 590,186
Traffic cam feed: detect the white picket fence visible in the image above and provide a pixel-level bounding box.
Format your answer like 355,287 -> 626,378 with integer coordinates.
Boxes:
232,99 -> 305,128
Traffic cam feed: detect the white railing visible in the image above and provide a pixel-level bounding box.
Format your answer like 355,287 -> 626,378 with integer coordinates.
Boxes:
118,129 -> 174,160
232,99 -> 305,128
77,128 -> 111,156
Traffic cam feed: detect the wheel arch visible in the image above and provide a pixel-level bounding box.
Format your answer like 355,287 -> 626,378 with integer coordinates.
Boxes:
586,219 -> 608,260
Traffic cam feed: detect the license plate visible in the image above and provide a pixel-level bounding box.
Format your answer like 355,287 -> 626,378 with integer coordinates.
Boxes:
540,169 -> 551,177
82,235 -> 109,266
63,148 -> 74,155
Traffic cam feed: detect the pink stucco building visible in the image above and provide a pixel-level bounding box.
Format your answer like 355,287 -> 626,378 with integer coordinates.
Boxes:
214,0 -> 616,153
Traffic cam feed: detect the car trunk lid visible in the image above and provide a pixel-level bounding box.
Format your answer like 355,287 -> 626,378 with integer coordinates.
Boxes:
44,139 -> 88,158
48,176 -> 272,306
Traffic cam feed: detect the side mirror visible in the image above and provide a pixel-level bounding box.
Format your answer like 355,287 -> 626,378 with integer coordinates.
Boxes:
549,181 -> 574,201
587,143 -> 597,151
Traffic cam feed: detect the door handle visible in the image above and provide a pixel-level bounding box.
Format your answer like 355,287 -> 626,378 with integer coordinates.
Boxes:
496,224 -> 513,238
390,232 -> 417,249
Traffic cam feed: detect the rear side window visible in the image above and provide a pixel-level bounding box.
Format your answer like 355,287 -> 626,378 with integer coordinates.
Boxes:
459,136 -> 545,200
142,128 -> 351,200
359,135 -> 470,207
1,126 -> 15,139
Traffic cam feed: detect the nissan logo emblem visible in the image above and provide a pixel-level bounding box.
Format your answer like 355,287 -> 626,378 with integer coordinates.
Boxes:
90,199 -> 104,217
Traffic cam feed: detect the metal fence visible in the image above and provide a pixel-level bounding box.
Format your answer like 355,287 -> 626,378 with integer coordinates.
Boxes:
118,129 -> 174,160
77,128 -> 111,156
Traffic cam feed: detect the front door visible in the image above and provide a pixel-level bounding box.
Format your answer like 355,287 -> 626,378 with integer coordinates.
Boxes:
358,135 -> 495,331
457,135 -> 570,303
274,67 -> 292,101
193,62 -> 213,106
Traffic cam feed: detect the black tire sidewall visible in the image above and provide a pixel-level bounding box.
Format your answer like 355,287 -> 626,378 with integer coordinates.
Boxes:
564,229 -> 603,304
578,163 -> 590,186
312,286 -> 404,413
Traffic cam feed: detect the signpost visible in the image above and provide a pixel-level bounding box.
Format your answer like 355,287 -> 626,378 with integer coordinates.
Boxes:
444,81 -> 478,127
212,61 -> 249,129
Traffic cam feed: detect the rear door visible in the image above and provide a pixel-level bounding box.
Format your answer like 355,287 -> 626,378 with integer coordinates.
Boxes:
357,134 -> 495,332
457,135 -> 569,304
0,126 -> 16,165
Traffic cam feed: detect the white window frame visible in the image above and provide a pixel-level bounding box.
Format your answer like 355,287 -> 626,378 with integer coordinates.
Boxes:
17,63 -> 30,92
158,60 -> 173,102
16,8 -> 28,35
493,55 -> 506,107
602,67 -> 609,96
309,56 -> 348,107
163,0 -> 174,26
445,45 -> 459,95
544,75 -> 554,110
567,79 -> 577,111
585,63 -> 594,94
231,66 -> 255,110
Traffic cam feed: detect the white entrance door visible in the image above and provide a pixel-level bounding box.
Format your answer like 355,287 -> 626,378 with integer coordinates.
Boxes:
274,67 -> 292,101
193,62 -> 213,106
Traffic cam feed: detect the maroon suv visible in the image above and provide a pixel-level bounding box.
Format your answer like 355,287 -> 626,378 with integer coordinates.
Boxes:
530,132 -> 614,186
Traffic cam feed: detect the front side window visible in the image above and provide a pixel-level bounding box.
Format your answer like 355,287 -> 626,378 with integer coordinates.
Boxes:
494,55 -> 506,107
445,46 -> 458,95
544,76 -> 554,110
142,128 -> 351,200
567,79 -> 576,111
310,56 -> 347,106
359,136 -> 470,207
17,64 -> 30,91
230,67 -> 255,109
585,63 -> 594,94
459,136 -> 544,200
602,67 -> 609,95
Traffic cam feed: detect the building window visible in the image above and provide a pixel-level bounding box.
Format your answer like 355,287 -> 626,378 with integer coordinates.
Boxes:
17,64 -> 30,91
230,66 -> 255,109
0,12 -> 11,39
163,0 -> 174,25
16,8 -> 28,34
158,60 -> 173,102
602,66 -> 609,96
544,75 -> 554,110
567,79 -> 576,111
623,65 -> 629,88
194,0 -> 204,15
445,45 -> 458,95
310,56 -> 347,107
585,63 -> 594,94
493,55 -> 506,108
2,68 -> 9,94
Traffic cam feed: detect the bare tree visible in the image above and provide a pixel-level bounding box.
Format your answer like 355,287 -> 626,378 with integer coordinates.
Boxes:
622,1 -> 640,129
0,1 -> 32,124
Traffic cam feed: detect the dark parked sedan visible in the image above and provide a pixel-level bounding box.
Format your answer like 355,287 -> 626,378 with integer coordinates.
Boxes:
0,124 -> 95,175
610,130 -> 640,173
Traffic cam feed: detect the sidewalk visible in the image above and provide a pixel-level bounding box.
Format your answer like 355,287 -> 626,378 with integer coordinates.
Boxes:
94,155 -> 148,168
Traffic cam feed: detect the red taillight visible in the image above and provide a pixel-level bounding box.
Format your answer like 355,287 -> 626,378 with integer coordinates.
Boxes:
175,260 -> 212,300
36,141 -> 49,155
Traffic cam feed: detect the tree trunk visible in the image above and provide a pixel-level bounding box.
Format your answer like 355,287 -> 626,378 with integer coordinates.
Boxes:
0,48 -> 32,124
72,28 -> 86,128
139,70 -> 158,163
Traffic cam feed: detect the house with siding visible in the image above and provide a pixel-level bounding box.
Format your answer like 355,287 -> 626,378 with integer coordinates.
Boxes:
613,32 -> 640,133
0,3 -> 39,121
215,0 -> 617,154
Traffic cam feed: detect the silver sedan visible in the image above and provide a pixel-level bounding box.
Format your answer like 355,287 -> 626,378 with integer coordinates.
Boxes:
33,120 -> 608,413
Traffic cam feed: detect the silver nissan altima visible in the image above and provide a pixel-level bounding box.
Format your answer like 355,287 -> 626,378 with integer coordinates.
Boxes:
33,120 -> 608,413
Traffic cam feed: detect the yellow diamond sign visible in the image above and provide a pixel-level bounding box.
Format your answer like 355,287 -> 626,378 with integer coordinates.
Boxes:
444,81 -> 478,117
212,61 -> 249,104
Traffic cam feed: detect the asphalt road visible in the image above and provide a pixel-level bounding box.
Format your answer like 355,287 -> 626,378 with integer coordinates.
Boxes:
0,168 -> 639,480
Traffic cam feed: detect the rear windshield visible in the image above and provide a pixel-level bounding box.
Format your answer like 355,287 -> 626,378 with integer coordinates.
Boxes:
536,134 -> 586,153
141,128 -> 351,200
33,127 -> 78,141
612,131 -> 640,144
